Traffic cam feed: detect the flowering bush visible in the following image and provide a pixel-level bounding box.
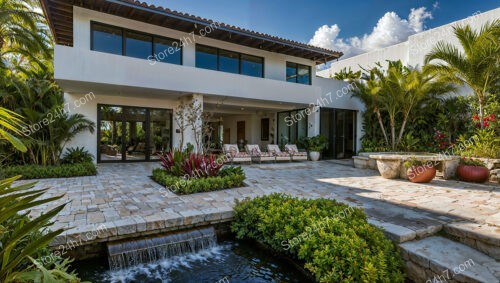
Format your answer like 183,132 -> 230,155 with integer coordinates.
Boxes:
429,129 -> 452,151
472,113 -> 496,128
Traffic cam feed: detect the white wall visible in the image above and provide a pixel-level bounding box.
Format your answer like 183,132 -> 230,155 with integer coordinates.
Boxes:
320,8 -> 500,77
65,6 -> 318,87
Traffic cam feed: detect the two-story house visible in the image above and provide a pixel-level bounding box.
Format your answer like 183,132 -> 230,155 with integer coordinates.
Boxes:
40,0 -> 364,162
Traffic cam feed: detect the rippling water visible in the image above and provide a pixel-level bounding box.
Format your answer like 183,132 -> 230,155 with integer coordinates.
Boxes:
76,240 -> 313,283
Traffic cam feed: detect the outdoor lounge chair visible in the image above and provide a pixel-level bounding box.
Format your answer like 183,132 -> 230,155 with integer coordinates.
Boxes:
223,144 -> 252,164
267,144 -> 291,162
245,144 -> 275,163
285,144 -> 308,161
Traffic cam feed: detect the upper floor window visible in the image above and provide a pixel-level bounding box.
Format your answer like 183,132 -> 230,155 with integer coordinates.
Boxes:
91,22 -> 182,65
91,23 -> 122,55
195,44 -> 264,78
286,62 -> 311,85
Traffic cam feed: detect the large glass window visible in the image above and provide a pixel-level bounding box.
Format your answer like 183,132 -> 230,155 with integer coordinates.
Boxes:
125,31 -> 152,59
286,62 -> 311,85
277,109 -> 308,148
196,45 -> 218,70
241,54 -> 263,77
91,23 -> 123,55
98,105 -> 172,162
219,49 -> 239,74
91,22 -> 181,64
196,44 -> 264,78
154,37 -> 181,64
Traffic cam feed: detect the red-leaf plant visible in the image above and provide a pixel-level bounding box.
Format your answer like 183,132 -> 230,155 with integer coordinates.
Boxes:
181,153 -> 223,178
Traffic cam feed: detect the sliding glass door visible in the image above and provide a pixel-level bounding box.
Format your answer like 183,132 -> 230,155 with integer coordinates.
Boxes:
277,110 -> 308,148
98,105 -> 172,162
320,108 -> 356,159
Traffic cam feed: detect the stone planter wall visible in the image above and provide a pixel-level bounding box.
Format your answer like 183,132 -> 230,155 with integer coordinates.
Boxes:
475,158 -> 500,184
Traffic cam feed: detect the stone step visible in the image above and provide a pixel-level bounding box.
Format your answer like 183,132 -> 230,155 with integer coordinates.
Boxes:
400,236 -> 500,283
368,218 -> 441,243
444,222 -> 500,260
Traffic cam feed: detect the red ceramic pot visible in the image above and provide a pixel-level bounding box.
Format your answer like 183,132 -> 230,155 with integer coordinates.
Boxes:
457,165 -> 489,183
407,166 -> 436,183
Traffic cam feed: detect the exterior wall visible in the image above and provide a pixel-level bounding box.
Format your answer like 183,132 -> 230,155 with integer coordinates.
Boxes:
54,7 -> 320,105
320,8 -> 500,77
60,6 -> 366,159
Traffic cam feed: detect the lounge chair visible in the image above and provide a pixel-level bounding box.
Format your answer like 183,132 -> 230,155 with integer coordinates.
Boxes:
285,144 -> 308,161
245,144 -> 275,163
223,144 -> 251,164
267,144 -> 291,162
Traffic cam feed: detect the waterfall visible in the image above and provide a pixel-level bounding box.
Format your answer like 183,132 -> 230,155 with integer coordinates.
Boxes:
107,226 -> 217,270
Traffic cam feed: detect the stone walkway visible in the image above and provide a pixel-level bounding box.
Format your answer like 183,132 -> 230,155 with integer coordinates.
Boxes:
23,161 -> 500,281
24,161 -> 497,245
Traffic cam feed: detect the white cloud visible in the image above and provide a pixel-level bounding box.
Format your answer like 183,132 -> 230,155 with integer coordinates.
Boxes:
309,7 -> 433,59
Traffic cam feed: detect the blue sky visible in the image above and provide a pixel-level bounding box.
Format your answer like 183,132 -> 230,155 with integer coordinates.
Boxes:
146,0 -> 499,57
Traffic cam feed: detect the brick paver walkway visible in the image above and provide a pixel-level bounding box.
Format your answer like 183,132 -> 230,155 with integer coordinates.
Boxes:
24,161 -> 499,246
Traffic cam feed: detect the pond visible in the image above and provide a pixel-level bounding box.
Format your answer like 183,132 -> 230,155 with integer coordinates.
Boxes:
75,240 -> 313,283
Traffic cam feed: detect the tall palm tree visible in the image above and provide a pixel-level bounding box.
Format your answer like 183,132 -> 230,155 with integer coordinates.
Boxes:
0,0 -> 51,69
425,20 -> 500,129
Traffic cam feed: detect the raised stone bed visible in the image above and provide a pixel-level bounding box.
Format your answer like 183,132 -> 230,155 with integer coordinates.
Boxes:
355,152 -> 460,180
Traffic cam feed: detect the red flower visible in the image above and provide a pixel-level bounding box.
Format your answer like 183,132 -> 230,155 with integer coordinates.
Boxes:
472,114 -> 479,120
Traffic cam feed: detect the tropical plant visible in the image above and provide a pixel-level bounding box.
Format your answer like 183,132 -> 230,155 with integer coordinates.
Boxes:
61,147 -> 94,164
1,71 -> 95,165
425,20 -> 500,129
0,107 -> 27,152
332,67 -> 361,80
0,0 -> 51,70
352,60 -> 454,150
299,135 -> 329,152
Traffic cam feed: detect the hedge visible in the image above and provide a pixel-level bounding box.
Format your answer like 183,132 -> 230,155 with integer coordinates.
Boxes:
152,167 -> 245,195
231,193 -> 405,283
1,162 -> 97,179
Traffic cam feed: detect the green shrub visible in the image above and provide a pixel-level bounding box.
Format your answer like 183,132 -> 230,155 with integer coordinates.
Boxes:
1,162 -> 97,179
61,146 -> 94,164
231,193 -> 404,283
152,167 -> 245,195
219,166 -> 244,177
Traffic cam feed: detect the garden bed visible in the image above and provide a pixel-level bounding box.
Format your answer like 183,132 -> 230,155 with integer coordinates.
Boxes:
0,162 -> 97,179
152,166 -> 246,195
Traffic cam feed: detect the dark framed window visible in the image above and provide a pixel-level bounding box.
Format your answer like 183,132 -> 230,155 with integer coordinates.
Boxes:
277,109 -> 308,147
195,44 -> 264,78
90,21 -> 182,65
219,49 -> 240,74
286,62 -> 311,85
91,23 -> 122,55
261,118 -> 270,141
241,54 -> 263,77
196,45 -> 218,70
154,37 -> 182,64
125,31 -> 152,59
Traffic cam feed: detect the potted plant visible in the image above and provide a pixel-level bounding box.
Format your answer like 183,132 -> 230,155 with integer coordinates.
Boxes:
300,135 -> 328,161
457,157 -> 489,183
404,157 -> 436,183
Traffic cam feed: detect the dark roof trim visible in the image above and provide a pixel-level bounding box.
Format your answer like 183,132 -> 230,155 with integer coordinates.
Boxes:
39,0 -> 343,63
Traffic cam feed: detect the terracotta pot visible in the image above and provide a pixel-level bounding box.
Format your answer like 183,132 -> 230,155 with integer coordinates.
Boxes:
457,165 -> 489,183
407,165 -> 436,183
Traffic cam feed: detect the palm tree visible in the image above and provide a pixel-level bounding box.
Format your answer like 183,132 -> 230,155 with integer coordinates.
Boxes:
0,0 -> 51,69
0,107 -> 27,152
352,60 -> 454,150
333,67 -> 361,80
425,20 -> 500,129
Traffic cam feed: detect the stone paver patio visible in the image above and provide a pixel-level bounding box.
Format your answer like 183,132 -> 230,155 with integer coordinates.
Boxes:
24,161 -> 498,247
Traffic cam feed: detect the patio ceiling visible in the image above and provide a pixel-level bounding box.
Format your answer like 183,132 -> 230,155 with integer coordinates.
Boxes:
39,0 -> 343,64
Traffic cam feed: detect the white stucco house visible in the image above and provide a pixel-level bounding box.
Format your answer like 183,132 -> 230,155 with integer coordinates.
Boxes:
40,0 -> 364,163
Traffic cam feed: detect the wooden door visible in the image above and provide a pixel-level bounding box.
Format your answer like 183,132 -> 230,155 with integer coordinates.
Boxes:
237,121 -> 245,142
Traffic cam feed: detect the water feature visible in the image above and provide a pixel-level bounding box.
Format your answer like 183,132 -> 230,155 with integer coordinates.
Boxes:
108,227 -> 217,270
76,233 -> 312,282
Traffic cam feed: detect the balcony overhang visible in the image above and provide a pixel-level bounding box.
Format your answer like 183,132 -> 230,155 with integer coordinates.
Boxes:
39,0 -> 343,64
